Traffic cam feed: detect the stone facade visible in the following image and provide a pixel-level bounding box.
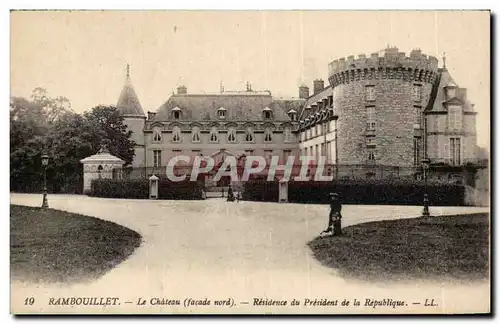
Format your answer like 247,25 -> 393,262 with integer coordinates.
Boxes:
115,46 -> 480,183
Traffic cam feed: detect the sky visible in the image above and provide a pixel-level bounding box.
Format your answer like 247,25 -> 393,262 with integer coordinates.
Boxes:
10,10 -> 490,147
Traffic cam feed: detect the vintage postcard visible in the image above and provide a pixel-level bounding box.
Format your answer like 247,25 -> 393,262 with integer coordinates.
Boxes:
10,10 -> 490,315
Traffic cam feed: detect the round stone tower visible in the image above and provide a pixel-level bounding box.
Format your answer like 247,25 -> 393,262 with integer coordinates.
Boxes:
116,64 -> 146,168
327,47 -> 439,166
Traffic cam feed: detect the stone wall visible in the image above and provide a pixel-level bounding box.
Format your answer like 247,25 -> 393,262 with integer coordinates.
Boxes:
333,77 -> 433,166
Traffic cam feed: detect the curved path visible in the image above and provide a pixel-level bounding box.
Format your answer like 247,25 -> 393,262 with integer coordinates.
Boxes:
10,194 -> 489,314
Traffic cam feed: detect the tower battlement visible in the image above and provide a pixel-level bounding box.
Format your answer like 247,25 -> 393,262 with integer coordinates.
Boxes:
328,47 -> 439,86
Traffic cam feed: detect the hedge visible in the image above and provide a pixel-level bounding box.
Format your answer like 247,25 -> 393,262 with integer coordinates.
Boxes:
242,178 -> 467,206
89,178 -> 204,200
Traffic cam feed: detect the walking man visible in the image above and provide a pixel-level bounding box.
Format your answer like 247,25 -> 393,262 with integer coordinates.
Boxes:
321,193 -> 342,236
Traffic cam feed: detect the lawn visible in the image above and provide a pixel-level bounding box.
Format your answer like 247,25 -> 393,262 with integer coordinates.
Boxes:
308,213 -> 489,283
10,205 -> 142,284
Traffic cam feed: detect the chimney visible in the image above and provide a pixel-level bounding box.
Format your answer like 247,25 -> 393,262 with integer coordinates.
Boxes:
313,79 -> 324,94
147,111 -> 157,120
299,84 -> 309,99
177,85 -> 187,95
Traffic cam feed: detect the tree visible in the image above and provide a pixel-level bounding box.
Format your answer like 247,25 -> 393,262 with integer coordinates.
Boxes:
10,89 -> 136,193
83,105 -> 136,166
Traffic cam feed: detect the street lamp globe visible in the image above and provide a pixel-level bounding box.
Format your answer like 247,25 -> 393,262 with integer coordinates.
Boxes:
41,154 -> 49,166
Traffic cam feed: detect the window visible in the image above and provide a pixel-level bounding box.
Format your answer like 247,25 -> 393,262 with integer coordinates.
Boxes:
172,107 -> 181,120
227,127 -> 236,143
413,138 -> 421,166
365,86 -> 375,101
412,85 -> 422,102
447,87 -> 456,99
366,137 -> 376,146
414,106 -> 422,129
284,126 -> 292,143
209,127 -> 218,142
245,127 -> 254,142
264,150 -> 273,163
450,137 -> 461,165
173,149 -> 182,156
153,150 -> 162,167
153,128 -> 162,142
245,149 -> 254,156
218,107 -> 226,119
172,126 -> 181,142
283,150 -> 292,161
264,128 -> 272,143
263,108 -> 273,120
367,147 -> 376,162
366,106 -> 376,130
289,112 -> 296,121
191,126 -> 200,142
448,106 -> 462,131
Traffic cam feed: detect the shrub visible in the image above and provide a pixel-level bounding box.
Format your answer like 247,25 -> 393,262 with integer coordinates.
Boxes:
89,178 -> 204,200
243,178 -> 466,206
241,179 -> 279,202
89,179 -> 149,199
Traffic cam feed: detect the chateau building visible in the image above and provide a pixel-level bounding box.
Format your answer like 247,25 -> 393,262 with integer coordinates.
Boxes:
116,47 -> 479,184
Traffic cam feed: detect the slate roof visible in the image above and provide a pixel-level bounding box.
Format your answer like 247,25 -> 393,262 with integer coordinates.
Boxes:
152,92 -> 305,122
299,86 -> 333,118
426,68 -> 475,113
116,70 -> 145,117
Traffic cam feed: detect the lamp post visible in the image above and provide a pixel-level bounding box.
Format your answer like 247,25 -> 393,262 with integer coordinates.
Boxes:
41,153 -> 49,208
421,158 -> 430,217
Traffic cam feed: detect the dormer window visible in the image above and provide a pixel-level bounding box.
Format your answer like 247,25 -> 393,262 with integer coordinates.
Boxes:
152,127 -> 162,143
263,107 -> 273,120
172,107 -> 181,120
287,109 -> 297,121
218,107 -> 226,119
447,87 -> 457,99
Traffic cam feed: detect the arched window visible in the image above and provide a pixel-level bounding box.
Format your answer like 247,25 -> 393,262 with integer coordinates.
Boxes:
209,127 -> 218,143
191,126 -> 200,143
153,127 -> 162,143
245,127 -> 254,142
284,126 -> 292,143
264,128 -> 272,143
227,127 -> 236,143
172,126 -> 181,142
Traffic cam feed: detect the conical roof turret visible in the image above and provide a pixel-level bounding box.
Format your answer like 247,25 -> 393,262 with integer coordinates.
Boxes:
116,64 -> 145,117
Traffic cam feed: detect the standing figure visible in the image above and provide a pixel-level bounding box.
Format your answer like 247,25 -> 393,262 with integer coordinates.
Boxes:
227,185 -> 235,202
322,193 -> 342,236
